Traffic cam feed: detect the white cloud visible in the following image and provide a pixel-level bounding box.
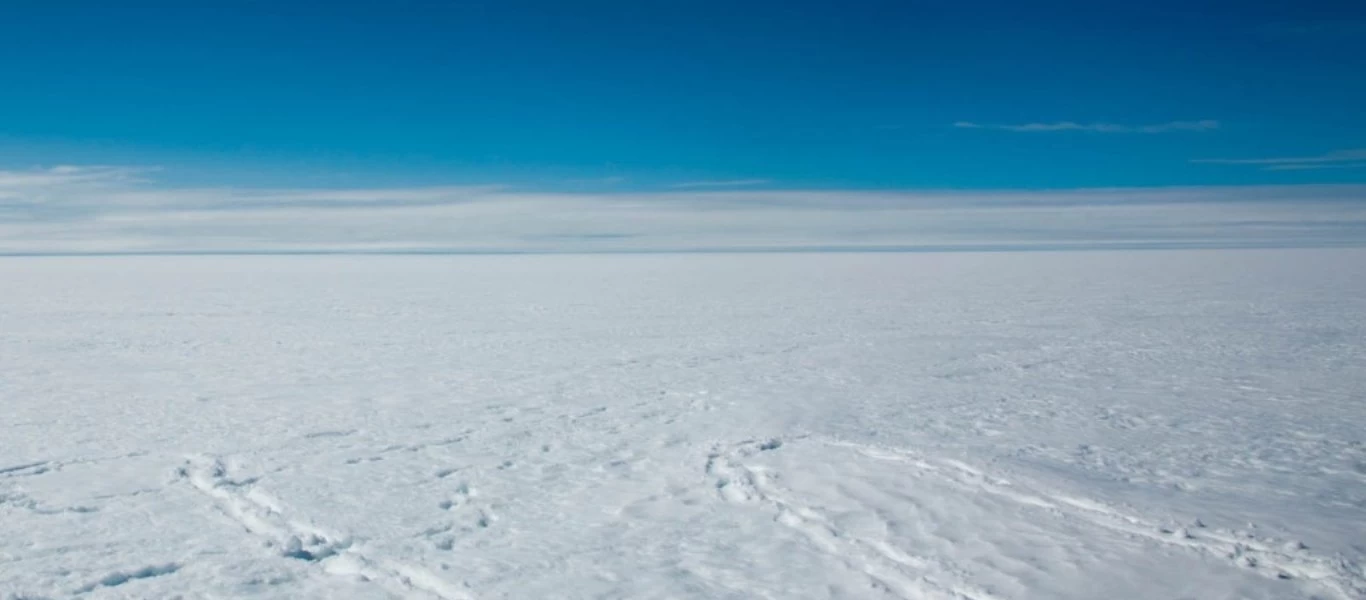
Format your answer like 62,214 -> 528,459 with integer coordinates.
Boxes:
669,179 -> 772,188
1265,163 -> 1366,171
955,120 -> 1219,133
1192,149 -> 1366,170
1,165 -> 1363,253
0,165 -> 149,198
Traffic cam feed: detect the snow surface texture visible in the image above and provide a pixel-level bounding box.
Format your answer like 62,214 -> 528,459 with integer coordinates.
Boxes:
2,250 -> 1364,599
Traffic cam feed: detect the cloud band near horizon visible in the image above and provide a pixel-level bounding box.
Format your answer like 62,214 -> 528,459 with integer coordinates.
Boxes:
1,166 -> 1363,254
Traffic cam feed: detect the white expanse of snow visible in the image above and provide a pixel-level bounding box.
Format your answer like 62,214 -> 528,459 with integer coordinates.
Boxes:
2,249 -> 1364,599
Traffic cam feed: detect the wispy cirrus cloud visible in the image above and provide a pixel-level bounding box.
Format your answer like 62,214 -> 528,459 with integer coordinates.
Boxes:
2,165 -> 1364,254
954,120 -> 1219,133
1263,163 -> 1366,171
0,165 -> 152,194
1192,149 -> 1366,171
669,179 -> 771,188
565,175 -> 628,185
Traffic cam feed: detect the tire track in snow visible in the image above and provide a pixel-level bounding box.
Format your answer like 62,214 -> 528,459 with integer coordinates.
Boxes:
706,439 -> 1000,600
824,439 -> 1366,600
177,455 -> 474,600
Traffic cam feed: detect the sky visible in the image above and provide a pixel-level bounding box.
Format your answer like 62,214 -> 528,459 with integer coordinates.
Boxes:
1,1 -> 1364,252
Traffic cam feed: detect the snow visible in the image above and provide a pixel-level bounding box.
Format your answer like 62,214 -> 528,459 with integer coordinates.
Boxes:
2,249 -> 1364,599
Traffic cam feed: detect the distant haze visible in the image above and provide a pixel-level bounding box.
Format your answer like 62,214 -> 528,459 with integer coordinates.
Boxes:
2,167 -> 1363,254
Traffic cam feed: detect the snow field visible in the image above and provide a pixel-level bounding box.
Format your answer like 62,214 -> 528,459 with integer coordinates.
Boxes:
2,250 -> 1364,598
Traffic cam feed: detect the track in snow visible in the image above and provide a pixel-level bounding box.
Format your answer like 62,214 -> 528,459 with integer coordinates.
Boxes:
706,437 -> 1000,600
177,455 -> 475,600
820,438 -> 1365,600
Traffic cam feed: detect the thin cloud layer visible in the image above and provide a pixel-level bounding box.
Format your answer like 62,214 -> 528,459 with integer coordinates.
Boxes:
0,166 -> 150,199
1192,149 -> 1366,171
955,120 -> 1219,133
1,166 -> 1363,253
669,179 -> 772,188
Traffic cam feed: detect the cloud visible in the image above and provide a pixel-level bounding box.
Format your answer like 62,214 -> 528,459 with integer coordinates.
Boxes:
565,176 -> 628,185
954,120 -> 1219,133
1,165 -> 1364,253
1264,163 -> 1366,171
0,165 -> 149,195
1192,149 -> 1366,170
669,179 -> 772,188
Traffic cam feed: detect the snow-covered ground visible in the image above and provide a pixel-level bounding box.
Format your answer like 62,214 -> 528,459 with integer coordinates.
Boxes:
2,249 -> 1364,599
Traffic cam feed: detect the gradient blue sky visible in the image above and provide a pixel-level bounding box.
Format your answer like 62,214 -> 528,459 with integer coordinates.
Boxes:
2,1 -> 1365,253
3,0 -> 1365,190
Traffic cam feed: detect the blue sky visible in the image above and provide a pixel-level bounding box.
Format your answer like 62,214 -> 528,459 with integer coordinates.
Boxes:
4,0 -> 1365,189
1,1 -> 1364,252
